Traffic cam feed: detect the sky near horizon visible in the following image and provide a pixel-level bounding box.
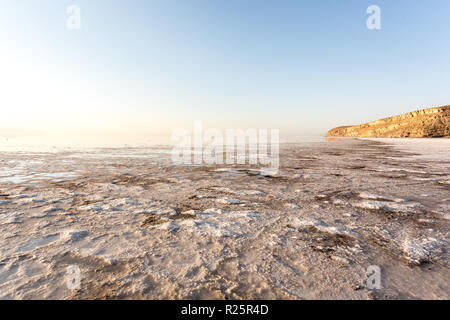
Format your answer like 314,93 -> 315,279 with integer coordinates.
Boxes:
1,0 -> 450,137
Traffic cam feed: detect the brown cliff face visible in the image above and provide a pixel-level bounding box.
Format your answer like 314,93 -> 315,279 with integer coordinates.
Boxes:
326,105 -> 450,138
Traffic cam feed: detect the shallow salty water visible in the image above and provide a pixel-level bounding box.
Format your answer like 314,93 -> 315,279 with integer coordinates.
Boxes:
0,132 -> 326,153
0,133 -> 173,153
0,133 -> 325,185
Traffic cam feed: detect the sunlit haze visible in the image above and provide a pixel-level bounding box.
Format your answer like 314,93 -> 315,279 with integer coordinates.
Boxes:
1,0 -> 449,141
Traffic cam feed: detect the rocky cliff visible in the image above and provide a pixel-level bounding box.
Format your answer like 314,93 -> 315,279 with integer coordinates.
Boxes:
326,105 -> 450,138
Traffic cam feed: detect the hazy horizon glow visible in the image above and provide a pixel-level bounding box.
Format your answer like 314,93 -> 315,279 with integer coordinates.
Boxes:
1,0 -> 450,137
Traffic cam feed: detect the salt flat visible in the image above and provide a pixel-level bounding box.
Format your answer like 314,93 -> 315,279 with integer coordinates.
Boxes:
0,138 -> 448,299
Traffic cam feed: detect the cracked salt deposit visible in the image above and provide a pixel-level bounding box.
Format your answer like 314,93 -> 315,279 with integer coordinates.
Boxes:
401,238 -> 446,266
353,200 -> 424,212
0,138 -> 448,299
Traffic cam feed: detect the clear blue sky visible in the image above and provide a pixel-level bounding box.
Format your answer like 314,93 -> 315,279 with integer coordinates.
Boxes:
1,0 -> 449,135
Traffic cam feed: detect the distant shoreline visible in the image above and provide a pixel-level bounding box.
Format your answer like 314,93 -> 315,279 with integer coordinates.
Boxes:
326,105 -> 449,138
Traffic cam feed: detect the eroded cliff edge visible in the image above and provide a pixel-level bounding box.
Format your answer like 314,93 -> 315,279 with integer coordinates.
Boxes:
326,105 -> 450,138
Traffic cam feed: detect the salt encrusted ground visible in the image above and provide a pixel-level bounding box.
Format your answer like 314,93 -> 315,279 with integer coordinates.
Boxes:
0,138 -> 448,299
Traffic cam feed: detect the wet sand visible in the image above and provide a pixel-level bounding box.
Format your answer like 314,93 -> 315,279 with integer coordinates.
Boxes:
0,138 -> 449,299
